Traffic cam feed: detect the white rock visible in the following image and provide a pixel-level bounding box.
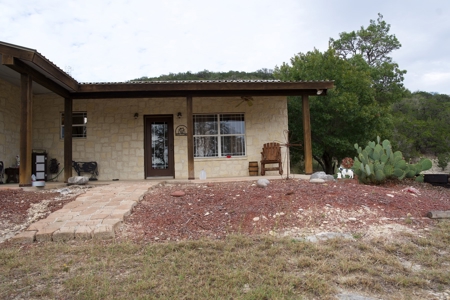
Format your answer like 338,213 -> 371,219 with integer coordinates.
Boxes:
253,217 -> 260,221
310,178 -> 325,183
256,179 -> 270,188
68,176 -> 89,185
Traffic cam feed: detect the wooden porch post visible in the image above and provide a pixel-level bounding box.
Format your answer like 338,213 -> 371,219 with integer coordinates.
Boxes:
186,95 -> 195,180
302,94 -> 313,175
64,98 -> 73,182
19,74 -> 33,187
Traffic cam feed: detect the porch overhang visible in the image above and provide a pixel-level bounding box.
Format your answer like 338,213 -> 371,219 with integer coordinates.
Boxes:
0,40 -> 335,185
71,80 -> 334,99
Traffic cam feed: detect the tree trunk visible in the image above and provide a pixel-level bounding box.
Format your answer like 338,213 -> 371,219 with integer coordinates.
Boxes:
322,152 -> 335,174
313,151 -> 335,174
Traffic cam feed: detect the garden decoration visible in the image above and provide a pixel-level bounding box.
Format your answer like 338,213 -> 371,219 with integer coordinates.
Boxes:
279,130 -> 303,180
338,157 -> 354,179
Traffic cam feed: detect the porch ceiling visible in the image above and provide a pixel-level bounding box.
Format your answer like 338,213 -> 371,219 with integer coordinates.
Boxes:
0,41 -> 334,98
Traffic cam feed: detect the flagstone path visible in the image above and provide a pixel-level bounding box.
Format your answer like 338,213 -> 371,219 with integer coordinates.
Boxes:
11,182 -> 157,243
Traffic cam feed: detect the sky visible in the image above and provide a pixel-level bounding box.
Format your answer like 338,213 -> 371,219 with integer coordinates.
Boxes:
1,0 -> 449,94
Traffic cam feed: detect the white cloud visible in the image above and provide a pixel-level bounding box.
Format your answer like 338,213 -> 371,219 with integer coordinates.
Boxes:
1,0 -> 450,94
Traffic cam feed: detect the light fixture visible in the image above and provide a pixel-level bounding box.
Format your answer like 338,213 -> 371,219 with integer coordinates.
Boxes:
316,89 -> 323,95
177,112 -> 182,119
134,113 -> 139,119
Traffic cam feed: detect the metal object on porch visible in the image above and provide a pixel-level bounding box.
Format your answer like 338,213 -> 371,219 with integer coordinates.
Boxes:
72,161 -> 99,181
5,167 -> 19,183
32,150 -> 47,182
280,130 -> 303,180
248,161 -> 258,176
260,143 -> 283,176
424,174 -> 450,188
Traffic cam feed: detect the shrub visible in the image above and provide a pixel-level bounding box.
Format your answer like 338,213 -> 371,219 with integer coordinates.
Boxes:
353,136 -> 432,184
437,153 -> 450,171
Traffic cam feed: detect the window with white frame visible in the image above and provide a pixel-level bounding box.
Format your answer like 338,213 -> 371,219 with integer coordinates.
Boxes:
194,113 -> 246,157
60,112 -> 87,138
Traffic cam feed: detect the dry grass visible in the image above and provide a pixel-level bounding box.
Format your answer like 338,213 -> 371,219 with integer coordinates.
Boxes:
0,221 -> 449,299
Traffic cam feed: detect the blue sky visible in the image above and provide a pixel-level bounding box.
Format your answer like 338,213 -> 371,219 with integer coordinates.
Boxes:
1,0 -> 449,94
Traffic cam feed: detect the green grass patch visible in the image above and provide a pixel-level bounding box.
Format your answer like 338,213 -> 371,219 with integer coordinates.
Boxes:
0,221 -> 449,299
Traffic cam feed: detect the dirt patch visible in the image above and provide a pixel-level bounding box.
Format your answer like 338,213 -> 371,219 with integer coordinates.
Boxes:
0,186 -> 92,243
1,179 -> 449,244
116,179 -> 450,243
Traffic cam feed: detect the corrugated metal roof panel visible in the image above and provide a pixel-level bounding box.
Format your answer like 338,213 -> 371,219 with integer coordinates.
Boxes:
79,80 -> 333,85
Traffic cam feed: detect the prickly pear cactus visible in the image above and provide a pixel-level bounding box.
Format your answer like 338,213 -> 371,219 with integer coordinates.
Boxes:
353,137 -> 432,184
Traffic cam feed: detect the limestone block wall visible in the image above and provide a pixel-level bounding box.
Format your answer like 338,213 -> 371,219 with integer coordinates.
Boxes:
32,95 -> 288,180
0,78 -> 21,168
192,97 -> 288,178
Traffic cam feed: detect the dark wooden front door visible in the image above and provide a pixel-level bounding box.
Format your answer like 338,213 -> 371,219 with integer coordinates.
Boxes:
144,115 -> 174,178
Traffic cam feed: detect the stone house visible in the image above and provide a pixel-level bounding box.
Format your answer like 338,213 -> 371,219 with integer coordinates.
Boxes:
0,41 -> 333,185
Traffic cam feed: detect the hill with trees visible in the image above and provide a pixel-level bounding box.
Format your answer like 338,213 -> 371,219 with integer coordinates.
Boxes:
131,68 -> 275,81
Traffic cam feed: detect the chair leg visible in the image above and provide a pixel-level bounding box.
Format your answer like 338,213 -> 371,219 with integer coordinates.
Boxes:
279,163 -> 283,175
261,163 -> 265,176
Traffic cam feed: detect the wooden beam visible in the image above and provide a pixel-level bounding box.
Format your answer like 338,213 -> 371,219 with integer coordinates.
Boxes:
2,56 -> 71,98
427,211 -> 450,219
0,43 -> 35,61
64,98 -> 73,183
0,43 -> 78,91
31,53 -> 78,91
302,94 -> 313,175
70,89 -> 326,99
186,96 -> 194,180
72,81 -> 333,99
19,74 -> 33,187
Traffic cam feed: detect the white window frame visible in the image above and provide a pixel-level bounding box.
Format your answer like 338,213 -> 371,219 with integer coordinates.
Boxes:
193,113 -> 246,158
60,112 -> 87,139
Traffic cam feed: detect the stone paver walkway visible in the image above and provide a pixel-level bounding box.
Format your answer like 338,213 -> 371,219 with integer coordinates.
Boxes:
12,182 -> 157,243
10,175 -> 309,243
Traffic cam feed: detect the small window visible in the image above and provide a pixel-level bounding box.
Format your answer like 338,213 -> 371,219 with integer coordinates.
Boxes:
61,112 -> 87,138
194,113 -> 245,157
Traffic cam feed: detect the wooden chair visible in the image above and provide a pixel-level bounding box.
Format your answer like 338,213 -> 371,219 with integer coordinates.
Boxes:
260,142 -> 283,175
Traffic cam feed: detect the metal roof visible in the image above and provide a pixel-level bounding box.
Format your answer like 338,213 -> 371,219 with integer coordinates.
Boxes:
0,41 -> 334,99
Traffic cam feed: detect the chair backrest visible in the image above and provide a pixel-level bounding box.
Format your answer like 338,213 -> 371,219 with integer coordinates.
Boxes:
262,143 -> 281,161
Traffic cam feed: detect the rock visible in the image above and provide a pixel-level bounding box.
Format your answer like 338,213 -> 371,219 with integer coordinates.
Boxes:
171,190 -> 185,197
310,171 -> 334,182
310,178 -> 325,183
297,232 -> 355,243
310,171 -> 326,179
336,292 -> 379,300
67,176 -> 89,185
256,179 -> 270,188
56,188 -> 71,195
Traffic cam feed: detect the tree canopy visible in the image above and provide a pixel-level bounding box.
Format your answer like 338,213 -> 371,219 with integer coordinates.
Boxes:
391,91 -> 450,159
274,14 -> 406,174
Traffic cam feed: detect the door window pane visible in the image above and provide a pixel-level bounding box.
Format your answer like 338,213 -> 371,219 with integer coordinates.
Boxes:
151,122 -> 169,169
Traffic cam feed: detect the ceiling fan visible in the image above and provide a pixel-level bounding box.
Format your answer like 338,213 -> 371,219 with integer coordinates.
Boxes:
235,96 -> 254,107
